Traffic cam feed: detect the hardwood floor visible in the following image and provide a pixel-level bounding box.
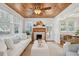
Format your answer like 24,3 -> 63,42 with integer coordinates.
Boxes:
21,43 -> 33,56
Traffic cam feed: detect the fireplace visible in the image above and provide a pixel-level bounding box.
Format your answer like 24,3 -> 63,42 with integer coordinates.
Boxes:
32,28 -> 46,42
33,32 -> 45,41
36,34 -> 42,40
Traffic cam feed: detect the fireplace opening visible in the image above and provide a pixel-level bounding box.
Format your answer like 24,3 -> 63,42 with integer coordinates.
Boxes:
36,34 -> 42,40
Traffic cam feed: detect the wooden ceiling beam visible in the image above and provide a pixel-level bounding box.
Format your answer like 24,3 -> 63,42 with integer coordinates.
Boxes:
6,3 -> 71,18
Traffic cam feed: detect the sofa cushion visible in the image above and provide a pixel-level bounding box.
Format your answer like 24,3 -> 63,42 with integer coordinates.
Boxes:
0,51 -> 7,56
77,49 -> 79,56
12,39 -> 20,44
7,43 -> 24,56
7,36 -> 31,56
21,34 -> 27,40
5,39 -> 14,49
68,44 -> 79,52
12,36 -> 21,44
66,51 -> 78,56
0,39 -> 7,56
7,40 -> 29,56
12,34 -> 27,44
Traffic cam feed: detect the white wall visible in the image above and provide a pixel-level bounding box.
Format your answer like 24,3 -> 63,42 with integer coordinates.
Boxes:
53,19 -> 60,43
24,18 -> 60,42
23,18 -> 53,32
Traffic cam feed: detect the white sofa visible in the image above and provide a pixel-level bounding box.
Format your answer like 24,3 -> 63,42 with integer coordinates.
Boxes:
63,42 -> 79,56
0,34 -> 32,56
7,38 -> 31,56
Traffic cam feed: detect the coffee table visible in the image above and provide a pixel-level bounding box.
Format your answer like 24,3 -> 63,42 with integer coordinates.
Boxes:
31,40 -> 50,56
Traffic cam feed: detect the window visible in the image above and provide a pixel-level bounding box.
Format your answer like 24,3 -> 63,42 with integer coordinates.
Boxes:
0,9 -> 21,34
60,20 -> 75,32
14,24 -> 19,33
67,20 -> 74,31
0,10 -> 10,34
60,21 -> 66,31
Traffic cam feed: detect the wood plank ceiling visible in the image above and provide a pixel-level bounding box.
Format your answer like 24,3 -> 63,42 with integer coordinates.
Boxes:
6,3 -> 71,18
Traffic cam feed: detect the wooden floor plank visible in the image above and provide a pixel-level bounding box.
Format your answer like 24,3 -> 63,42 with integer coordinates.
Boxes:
21,43 -> 33,56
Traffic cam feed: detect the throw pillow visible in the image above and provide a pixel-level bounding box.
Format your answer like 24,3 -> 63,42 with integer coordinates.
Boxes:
12,36 -> 20,44
77,50 -> 79,55
21,34 -> 27,40
5,39 -> 14,49
0,39 -> 7,56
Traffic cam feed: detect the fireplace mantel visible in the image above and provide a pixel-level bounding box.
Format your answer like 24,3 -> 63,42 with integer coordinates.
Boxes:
32,27 -> 46,42
33,28 -> 46,32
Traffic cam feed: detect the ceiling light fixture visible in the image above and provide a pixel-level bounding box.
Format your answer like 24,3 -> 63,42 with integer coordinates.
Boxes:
34,9 -> 41,15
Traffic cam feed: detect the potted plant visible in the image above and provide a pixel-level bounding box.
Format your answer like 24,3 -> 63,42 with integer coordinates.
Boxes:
26,30 -> 30,38
75,29 -> 79,35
